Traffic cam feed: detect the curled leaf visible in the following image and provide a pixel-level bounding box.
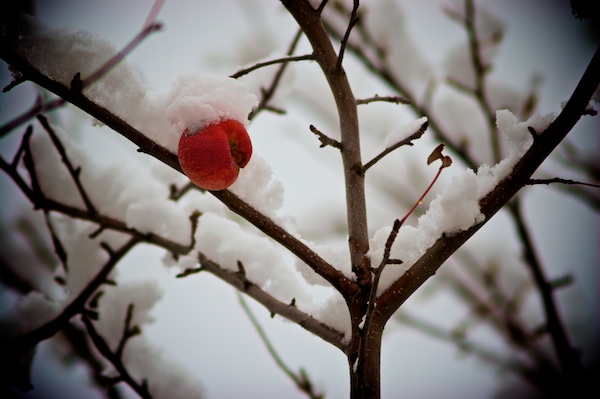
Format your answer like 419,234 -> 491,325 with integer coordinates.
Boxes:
427,144 -> 445,165
427,144 -> 453,168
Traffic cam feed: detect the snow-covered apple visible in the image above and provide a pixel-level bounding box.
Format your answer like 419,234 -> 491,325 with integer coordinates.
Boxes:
178,119 -> 252,191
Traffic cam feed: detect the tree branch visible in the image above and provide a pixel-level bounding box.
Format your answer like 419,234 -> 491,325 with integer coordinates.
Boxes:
362,120 -> 428,174
525,177 -> 600,188
230,54 -> 314,79
37,114 -> 97,215
248,28 -> 304,120
196,253 -> 348,353
356,95 -> 411,105
310,124 -> 342,149
0,238 -> 140,365
377,43 -> 600,321
281,0 -> 372,289
82,311 -> 151,399
336,0 -> 360,70
0,41 -> 357,297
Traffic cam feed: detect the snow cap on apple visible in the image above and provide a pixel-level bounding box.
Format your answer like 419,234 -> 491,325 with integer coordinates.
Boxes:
168,73 -> 258,191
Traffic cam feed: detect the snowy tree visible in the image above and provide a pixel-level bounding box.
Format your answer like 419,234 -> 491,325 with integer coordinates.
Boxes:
0,1 -> 598,398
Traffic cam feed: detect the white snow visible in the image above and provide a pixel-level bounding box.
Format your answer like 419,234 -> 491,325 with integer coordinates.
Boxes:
228,154 -> 286,219
17,16 -> 258,154
193,213 -> 310,304
383,116 -> 428,148
28,123 -> 192,246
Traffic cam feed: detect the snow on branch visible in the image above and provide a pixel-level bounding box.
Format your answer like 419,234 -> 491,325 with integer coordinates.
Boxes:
0,15 -> 360,302
376,44 -> 600,320
0,238 -> 139,365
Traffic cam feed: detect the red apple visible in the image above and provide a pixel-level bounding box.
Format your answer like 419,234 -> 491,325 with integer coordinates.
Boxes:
178,119 -> 252,191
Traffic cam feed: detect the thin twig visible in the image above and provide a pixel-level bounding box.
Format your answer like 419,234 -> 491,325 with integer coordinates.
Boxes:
526,177 -> 600,188
230,54 -> 314,79
115,304 -> 141,360
248,29 -> 304,120
82,314 -> 151,399
336,0 -> 360,70
41,209 -> 68,271
508,200 -> 582,386
309,124 -> 342,149
238,293 -> 323,399
143,0 -> 166,29
37,114 -> 97,215
81,22 -> 162,90
362,120 -> 428,174
463,0 -> 501,163
395,310 -> 537,377
356,95 -> 411,105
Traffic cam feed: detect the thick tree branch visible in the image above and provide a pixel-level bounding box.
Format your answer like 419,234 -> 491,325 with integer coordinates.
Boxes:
281,0 -> 371,289
195,253 -> 348,353
377,44 -> 600,321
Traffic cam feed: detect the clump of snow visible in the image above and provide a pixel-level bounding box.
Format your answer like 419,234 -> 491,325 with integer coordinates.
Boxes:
163,73 -> 258,145
309,293 -> 352,340
17,16 -> 257,154
0,291 -> 63,340
191,212 -> 354,335
229,154 -> 285,218
0,216 -> 129,339
294,241 -> 354,285
194,213 -> 310,304
371,110 -> 556,295
28,123 -> 192,246
383,116 -> 428,148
